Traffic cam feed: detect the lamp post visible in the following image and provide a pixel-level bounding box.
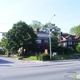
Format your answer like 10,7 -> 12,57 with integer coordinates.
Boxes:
48,14 -> 56,60
49,27 -> 52,60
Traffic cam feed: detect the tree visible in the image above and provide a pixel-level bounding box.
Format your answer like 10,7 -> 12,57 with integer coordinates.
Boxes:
70,25 -> 80,36
76,43 -> 80,53
41,23 -> 60,36
1,21 -> 37,53
51,35 -> 58,52
30,20 -> 42,31
30,21 -> 60,36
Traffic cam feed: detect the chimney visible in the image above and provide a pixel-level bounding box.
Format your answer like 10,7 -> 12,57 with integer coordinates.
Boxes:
58,32 -> 62,41
37,28 -> 39,32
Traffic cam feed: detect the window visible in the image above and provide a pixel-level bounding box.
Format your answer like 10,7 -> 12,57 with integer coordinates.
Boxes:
68,46 -> 73,50
68,37 -> 72,40
44,40 -> 48,43
78,38 -> 80,40
68,41 -> 72,45
36,40 -> 41,44
74,42 -> 75,44
63,42 -> 67,47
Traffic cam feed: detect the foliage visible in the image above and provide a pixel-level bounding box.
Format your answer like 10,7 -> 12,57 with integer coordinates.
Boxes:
70,25 -> 80,35
1,21 -> 37,53
5,51 -> 8,55
30,20 -> 42,31
0,49 -> 5,55
76,43 -> 80,53
5,51 -> 10,57
0,42 -> 2,47
52,55 -> 62,60
57,46 -> 74,55
27,56 -> 37,60
30,20 -> 60,36
18,56 -> 23,60
51,35 -> 58,52
76,54 -> 80,57
38,53 -> 50,61
42,23 -> 60,36
27,54 -> 73,61
52,55 -> 73,60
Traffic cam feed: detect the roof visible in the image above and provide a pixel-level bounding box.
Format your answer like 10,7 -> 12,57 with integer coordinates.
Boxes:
35,31 -> 49,34
73,36 -> 79,39
58,32 -> 80,41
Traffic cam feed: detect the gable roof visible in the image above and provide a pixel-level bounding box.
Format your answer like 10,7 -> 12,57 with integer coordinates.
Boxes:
73,36 -> 80,39
58,32 -> 80,42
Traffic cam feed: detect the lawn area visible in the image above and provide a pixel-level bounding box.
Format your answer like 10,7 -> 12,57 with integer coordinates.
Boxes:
27,56 -> 37,60
26,54 -> 74,61
52,55 -> 73,60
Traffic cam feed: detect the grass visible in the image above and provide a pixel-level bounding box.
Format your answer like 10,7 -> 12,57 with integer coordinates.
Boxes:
27,55 -> 74,61
52,55 -> 73,60
27,56 -> 37,60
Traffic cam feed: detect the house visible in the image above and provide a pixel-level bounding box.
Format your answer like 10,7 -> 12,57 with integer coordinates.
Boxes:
58,32 -> 80,50
35,28 -> 50,52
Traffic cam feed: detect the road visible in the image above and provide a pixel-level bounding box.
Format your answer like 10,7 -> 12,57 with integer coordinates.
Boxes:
0,56 -> 80,80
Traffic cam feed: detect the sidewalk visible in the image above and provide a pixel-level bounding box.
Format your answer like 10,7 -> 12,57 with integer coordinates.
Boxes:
0,54 -> 80,63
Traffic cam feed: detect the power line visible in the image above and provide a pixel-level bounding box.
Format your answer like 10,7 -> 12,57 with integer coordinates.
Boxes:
0,23 -> 14,25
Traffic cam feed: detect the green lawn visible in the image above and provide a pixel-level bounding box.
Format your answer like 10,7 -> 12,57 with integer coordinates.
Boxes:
27,55 -> 73,61
27,56 -> 37,60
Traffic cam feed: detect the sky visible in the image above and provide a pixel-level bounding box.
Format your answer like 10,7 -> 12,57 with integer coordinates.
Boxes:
0,0 -> 80,39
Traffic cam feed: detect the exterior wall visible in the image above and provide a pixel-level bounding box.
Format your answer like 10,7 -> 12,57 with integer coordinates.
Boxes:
35,32 -> 50,53
58,32 -> 80,50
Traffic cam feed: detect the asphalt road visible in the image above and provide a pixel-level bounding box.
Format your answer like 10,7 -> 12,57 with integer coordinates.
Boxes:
0,56 -> 80,80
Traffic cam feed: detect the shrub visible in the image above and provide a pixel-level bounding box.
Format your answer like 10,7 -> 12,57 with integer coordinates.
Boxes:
38,53 -> 50,61
28,56 -> 37,60
0,49 -> 5,55
5,51 -> 10,57
52,55 -> 73,60
52,55 -> 60,60
18,56 -> 23,60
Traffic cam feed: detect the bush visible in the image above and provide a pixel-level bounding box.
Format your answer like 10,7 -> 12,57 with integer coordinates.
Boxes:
0,49 -> 5,55
38,53 -> 50,61
27,56 -> 37,60
52,55 -> 73,60
52,55 -> 61,60
75,53 -> 80,57
5,51 -> 10,57
18,56 -> 23,60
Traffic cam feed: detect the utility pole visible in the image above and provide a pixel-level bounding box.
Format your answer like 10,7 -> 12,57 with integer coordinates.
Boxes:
48,14 -> 56,60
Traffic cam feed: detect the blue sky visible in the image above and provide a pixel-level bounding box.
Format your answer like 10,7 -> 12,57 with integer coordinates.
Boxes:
0,0 -> 80,38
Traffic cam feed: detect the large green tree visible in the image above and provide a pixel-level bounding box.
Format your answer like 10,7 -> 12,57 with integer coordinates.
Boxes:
1,21 -> 37,53
42,23 -> 60,36
30,20 -> 42,31
70,25 -> 80,36
30,20 -> 60,36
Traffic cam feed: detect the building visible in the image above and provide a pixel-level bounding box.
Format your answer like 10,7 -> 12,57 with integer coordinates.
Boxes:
35,28 -> 50,52
58,32 -> 80,50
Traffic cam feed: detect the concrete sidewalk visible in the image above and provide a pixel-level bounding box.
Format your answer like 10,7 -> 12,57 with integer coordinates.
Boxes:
0,55 -> 80,63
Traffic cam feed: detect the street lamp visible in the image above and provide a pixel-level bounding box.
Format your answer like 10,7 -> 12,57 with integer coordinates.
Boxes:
48,14 -> 56,60
49,27 -> 52,60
